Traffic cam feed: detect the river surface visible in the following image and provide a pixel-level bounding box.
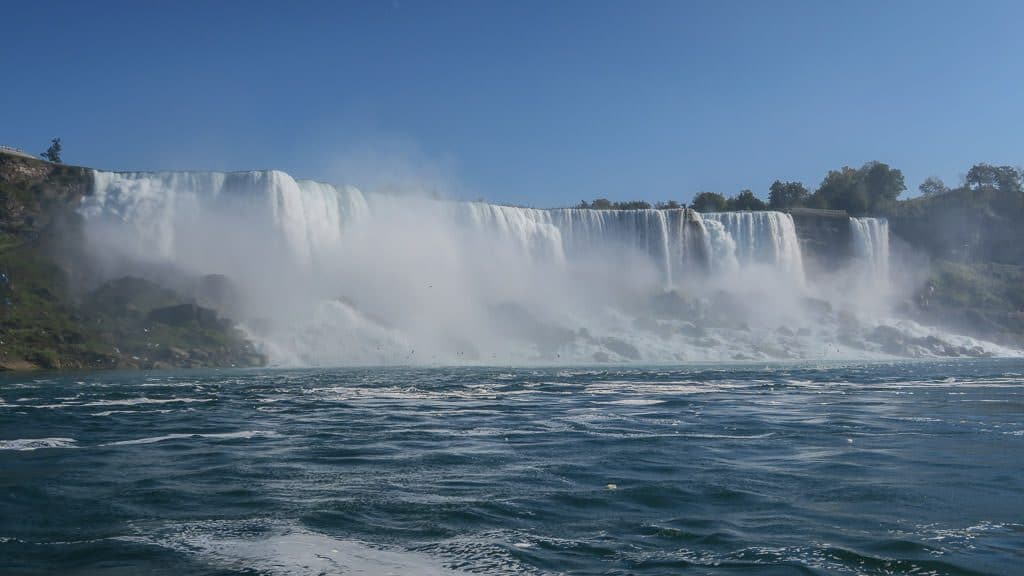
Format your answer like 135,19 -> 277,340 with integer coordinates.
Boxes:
2,360 -> 1023,575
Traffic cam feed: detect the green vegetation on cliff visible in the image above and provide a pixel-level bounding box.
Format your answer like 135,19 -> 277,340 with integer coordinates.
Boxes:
571,158 -> 1024,346
0,151 -> 265,371
575,198 -> 654,210
888,183 -> 1024,264
887,182 -> 1024,346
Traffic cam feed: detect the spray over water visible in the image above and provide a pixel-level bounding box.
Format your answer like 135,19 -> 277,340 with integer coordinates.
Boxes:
79,170 -> 1007,365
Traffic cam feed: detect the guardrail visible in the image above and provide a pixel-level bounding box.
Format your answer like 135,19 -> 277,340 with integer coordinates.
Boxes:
0,145 -> 37,159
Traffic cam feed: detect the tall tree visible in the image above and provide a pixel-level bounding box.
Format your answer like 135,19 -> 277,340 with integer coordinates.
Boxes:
729,189 -> 767,211
966,163 -> 1022,193
918,176 -> 948,196
613,200 -> 652,210
40,137 -> 62,163
690,191 -> 728,213
860,161 -> 905,211
812,166 -> 867,213
811,161 -> 905,214
768,180 -> 808,210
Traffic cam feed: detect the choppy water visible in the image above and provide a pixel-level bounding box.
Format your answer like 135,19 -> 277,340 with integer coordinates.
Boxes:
2,360 -> 1023,575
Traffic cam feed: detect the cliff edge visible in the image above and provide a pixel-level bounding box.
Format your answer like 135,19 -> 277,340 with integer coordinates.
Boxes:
0,151 -> 266,371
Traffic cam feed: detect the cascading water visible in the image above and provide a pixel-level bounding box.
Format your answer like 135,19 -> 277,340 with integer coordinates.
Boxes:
85,170 -> 804,290
850,217 -> 890,286
701,212 -> 806,284
76,168 -> 1001,364
85,170 -> 371,267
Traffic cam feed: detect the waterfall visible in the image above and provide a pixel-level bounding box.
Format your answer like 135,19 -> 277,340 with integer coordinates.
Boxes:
86,170 -> 370,267
83,170 -> 813,289
850,217 -> 890,286
75,169 -> 1002,364
701,212 -> 805,283
454,208 -> 729,287
455,203 -> 566,264
84,169 -> 906,365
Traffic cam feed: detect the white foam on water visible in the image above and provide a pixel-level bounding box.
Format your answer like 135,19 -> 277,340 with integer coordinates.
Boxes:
104,430 -> 279,446
600,398 -> 667,406
585,380 -> 752,396
81,397 -> 214,407
90,409 -> 174,417
12,397 -> 214,410
0,438 -> 78,451
128,520 -> 466,576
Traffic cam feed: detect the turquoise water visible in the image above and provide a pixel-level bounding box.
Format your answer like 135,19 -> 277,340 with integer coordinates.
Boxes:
2,360 -> 1023,575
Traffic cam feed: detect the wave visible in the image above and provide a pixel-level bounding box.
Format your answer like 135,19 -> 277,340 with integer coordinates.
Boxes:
103,430 -> 279,446
123,520 -> 466,576
0,438 -> 78,451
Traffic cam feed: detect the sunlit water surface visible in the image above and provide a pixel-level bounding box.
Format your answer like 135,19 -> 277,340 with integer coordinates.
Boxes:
2,360 -> 1023,575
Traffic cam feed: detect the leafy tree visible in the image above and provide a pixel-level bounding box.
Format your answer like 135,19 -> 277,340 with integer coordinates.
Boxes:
811,161 -> 905,214
728,189 -> 767,211
577,198 -> 652,210
861,161 -> 905,211
40,137 -> 62,163
614,200 -> 652,210
655,200 -> 682,210
918,176 -> 948,196
690,191 -> 728,213
768,180 -> 808,210
812,167 -> 866,213
576,200 -> 591,209
965,163 -> 1022,193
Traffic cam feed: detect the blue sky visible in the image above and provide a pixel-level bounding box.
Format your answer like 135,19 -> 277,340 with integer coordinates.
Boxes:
4,0 -> 1023,206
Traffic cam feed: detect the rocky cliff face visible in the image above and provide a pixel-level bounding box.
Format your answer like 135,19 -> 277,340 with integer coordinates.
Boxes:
0,153 -> 91,238
788,208 -> 853,273
0,152 -> 265,371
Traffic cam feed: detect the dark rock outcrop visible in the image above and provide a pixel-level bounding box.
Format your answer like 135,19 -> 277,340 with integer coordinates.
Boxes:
0,151 -> 266,371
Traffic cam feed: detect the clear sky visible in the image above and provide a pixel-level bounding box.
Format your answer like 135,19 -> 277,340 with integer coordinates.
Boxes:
4,0 -> 1023,206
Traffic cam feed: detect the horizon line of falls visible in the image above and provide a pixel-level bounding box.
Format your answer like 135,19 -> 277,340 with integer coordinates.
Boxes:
74,169 -> 940,365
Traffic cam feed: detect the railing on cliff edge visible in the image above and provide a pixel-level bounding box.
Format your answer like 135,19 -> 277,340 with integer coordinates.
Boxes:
0,145 -> 38,160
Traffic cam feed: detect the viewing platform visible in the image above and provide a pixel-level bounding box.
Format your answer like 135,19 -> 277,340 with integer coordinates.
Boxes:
0,145 -> 37,160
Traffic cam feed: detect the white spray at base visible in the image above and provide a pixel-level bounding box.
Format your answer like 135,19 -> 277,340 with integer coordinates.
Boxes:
80,170 -> 1011,365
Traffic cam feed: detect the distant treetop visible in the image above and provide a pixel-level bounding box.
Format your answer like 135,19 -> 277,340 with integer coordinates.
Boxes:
965,163 -> 1022,194
41,138 -> 62,163
574,158 -> 1019,217
576,198 -> 654,210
